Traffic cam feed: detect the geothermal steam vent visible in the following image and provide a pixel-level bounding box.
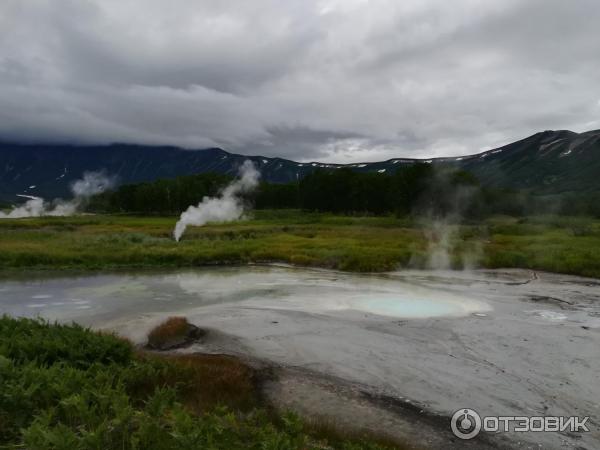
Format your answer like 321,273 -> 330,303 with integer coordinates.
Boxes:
173,160 -> 260,241
0,172 -> 114,219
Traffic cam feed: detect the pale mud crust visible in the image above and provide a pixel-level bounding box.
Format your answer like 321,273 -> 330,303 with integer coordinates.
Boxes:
160,269 -> 600,450
261,366 -> 516,450
171,332 -> 523,450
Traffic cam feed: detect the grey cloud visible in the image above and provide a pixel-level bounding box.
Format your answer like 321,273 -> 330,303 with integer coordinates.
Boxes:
0,0 -> 599,163
239,126 -> 366,161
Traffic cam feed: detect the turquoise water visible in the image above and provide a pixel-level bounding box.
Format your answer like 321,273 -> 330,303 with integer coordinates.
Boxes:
361,296 -> 464,318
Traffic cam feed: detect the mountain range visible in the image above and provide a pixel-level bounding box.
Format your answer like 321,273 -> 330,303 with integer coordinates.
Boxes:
1,129 -> 599,203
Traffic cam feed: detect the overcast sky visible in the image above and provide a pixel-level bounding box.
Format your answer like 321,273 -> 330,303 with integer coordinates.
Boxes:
1,0 -> 599,162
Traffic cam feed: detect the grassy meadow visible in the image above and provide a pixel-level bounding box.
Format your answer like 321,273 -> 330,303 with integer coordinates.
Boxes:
0,210 -> 599,278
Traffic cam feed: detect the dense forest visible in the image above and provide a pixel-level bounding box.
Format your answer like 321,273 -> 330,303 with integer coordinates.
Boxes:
89,173 -> 230,215
88,164 -> 600,218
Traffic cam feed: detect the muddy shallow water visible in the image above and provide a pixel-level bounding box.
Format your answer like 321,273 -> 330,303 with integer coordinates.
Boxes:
1,266 -> 599,449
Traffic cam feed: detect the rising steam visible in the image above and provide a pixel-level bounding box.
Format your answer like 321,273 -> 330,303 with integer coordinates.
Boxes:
174,160 -> 260,241
409,168 -> 484,271
0,172 -> 114,219
421,218 -> 482,270
425,220 -> 455,270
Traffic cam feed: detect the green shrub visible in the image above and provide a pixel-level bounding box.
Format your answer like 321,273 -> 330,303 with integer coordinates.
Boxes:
0,316 -> 132,368
0,316 -> 400,450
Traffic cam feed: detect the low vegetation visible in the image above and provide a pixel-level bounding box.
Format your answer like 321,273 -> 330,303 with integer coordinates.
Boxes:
0,211 -> 599,278
0,211 -> 599,277
0,315 -> 402,449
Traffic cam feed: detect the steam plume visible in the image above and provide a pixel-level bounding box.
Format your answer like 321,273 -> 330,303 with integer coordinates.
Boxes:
71,171 -> 114,197
174,160 -> 260,241
423,218 -> 483,270
0,172 -> 114,219
425,220 -> 455,270
409,168 -> 484,270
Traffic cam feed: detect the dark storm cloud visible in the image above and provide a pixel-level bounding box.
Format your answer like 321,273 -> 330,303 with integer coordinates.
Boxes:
1,0 -> 599,162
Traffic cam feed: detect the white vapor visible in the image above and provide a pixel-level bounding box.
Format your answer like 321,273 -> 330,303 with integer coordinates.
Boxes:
71,172 -> 114,197
0,196 -> 47,219
173,160 -> 260,241
0,172 -> 115,219
425,220 -> 455,270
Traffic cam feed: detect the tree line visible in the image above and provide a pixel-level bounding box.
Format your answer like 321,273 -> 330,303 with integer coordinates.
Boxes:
89,173 -> 230,214
88,164 -> 600,218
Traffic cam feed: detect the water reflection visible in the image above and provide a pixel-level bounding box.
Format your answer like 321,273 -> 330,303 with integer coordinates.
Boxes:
0,266 -> 490,326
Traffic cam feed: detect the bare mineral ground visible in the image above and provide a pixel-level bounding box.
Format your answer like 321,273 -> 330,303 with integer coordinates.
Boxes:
1,266 -> 598,449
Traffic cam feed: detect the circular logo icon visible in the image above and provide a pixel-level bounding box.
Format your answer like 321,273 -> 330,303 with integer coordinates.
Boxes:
451,408 -> 481,440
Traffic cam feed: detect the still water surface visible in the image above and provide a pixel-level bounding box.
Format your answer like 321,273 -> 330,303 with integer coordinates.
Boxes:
0,266 -> 489,326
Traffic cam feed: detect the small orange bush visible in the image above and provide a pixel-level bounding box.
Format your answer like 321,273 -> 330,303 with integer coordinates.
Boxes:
147,316 -> 190,349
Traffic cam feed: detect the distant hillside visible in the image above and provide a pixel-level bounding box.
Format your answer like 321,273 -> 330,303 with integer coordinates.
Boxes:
459,129 -> 600,194
1,129 -> 599,202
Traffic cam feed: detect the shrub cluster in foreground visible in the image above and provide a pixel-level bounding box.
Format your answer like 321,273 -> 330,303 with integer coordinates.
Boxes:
0,316 -> 397,450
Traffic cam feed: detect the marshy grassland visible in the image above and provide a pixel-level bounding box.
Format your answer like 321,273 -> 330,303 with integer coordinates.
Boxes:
0,315 -> 402,449
0,210 -> 599,278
